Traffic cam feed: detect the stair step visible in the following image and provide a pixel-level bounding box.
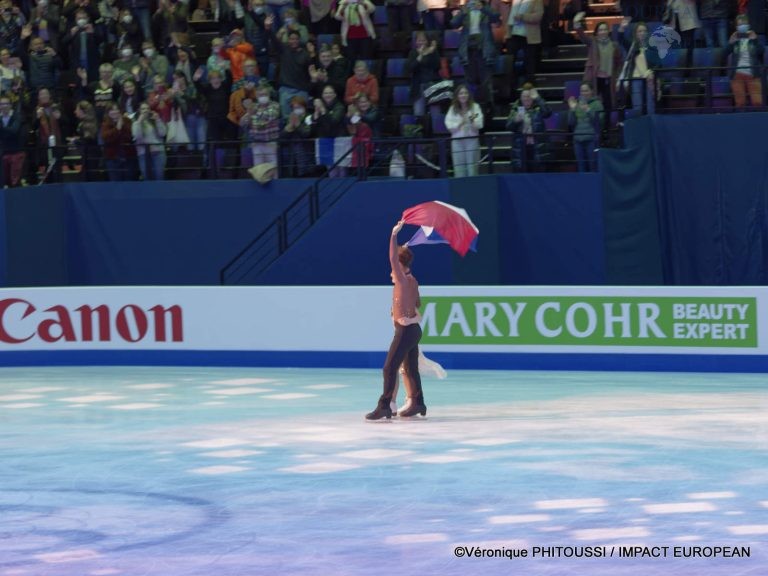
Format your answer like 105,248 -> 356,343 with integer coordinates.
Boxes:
534,71 -> 584,88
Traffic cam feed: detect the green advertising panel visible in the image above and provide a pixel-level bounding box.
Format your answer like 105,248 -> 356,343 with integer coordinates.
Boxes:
421,297 -> 757,347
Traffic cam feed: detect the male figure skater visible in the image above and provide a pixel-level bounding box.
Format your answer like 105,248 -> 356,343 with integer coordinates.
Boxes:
365,220 -> 427,420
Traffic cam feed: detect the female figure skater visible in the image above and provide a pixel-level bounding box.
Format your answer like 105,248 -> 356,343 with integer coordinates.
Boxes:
366,220 -> 427,420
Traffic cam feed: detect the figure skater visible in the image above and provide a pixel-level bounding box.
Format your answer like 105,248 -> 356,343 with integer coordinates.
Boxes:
366,220 -> 427,420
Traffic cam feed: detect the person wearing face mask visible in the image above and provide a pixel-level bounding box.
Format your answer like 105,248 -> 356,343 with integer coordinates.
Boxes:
507,85 -> 551,173
280,94 -> 313,177
63,9 -> 101,83
240,80 -> 280,170
21,36 -> 61,93
116,9 -> 144,55
27,0 -> 62,54
244,0 -> 273,79
724,14 -> 765,107
101,102 -> 137,181
137,40 -> 170,94
112,44 -> 140,84
574,17 -> 623,133
276,8 -> 309,44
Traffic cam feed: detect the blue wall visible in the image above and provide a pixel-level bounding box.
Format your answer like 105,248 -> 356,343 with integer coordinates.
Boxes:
0,174 -> 605,287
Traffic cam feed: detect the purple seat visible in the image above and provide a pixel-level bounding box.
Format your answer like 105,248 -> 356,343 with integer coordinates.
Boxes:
563,80 -> 581,101
386,58 -> 408,80
393,85 -> 411,107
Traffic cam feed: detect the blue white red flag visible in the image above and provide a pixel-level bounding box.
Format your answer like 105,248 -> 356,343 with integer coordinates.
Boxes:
402,201 -> 479,257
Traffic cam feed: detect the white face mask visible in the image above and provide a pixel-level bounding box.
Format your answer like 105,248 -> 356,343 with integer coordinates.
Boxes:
293,107 -> 305,115
143,48 -> 155,58
122,15 -> 133,23
350,114 -> 360,124
121,49 -> 132,58
77,18 -> 88,27
257,95 -> 270,104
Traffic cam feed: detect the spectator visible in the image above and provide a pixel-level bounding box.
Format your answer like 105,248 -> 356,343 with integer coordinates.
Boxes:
346,96 -> 373,168
101,102 -> 136,180
421,0 -> 448,32
112,43 -> 140,84
173,46 -> 196,83
280,94 -> 313,176
304,0 -> 338,35
405,31 -> 441,118
344,59 -> 379,105
504,0 -> 543,91
0,47 -> 18,92
73,100 -> 100,180
240,80 -> 280,168
118,77 -> 143,116
207,38 -> 231,78
78,62 -> 122,120
32,87 -> 64,183
244,0 -> 272,78
573,18 -> 622,130
195,68 -> 234,177
147,74 -> 174,122
171,70 -> 206,151
700,0 -> 731,48
97,0 -> 120,59
335,0 -> 376,60
232,58 -> 258,90
132,101 -> 167,180
267,0 -> 293,30
218,0 -> 246,34
740,0 -> 767,38
276,8 -> 309,44
270,22 -> 312,116
507,86 -> 552,172
724,14 -> 765,107
619,21 -> 661,115
352,91 -> 381,137
22,36 -> 61,94
152,0 -> 189,48
386,0 -> 415,38
311,84 -> 346,175
451,0 -> 500,104
0,94 -> 24,187
137,40 -> 170,94
125,0 -> 152,41
309,44 -> 347,98
664,0 -> 700,50
224,28 -> 257,84
116,8 -> 144,53
0,0 -> 23,55
227,73 -> 258,125
568,81 -> 603,172
63,9 -> 101,82
26,0 -> 61,53
445,84 -> 483,178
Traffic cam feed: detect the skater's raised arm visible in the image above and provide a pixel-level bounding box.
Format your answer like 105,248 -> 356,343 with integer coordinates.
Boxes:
390,220 -> 406,283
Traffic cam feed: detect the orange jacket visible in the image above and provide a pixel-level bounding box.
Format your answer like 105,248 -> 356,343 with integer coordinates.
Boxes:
344,74 -> 379,106
225,42 -> 257,83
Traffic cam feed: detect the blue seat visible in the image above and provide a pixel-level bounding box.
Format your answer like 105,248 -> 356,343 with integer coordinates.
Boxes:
692,47 -> 722,69
657,48 -> 688,79
386,58 -> 408,80
450,56 -> 464,77
563,80 -> 581,101
393,85 -> 411,107
430,111 -> 449,135
543,111 -> 560,131
374,6 -> 387,26
444,29 -> 461,51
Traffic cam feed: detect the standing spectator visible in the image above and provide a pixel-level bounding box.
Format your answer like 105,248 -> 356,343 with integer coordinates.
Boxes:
137,41 -> 170,94
152,0 -> 189,48
224,28 -> 256,84
305,0 -> 338,35
344,59 -> 379,105
147,74 -> 173,122
664,0 -> 701,50
271,22 -> 312,116
740,0 -> 767,38
311,84 -> 346,175
573,18 -> 622,131
280,94 -> 313,176
101,102 -> 136,180
0,95 -> 24,187
22,36 -> 61,94
335,0 -> 376,60
218,0 -> 246,34
119,77 -> 143,116
505,0 -> 543,91
619,21 -> 661,115
173,46 -> 196,83
112,43 -> 140,84
0,0 -> 23,55
26,0 -> 61,53
125,0 -> 152,41
231,58 -> 258,90
700,0 -> 731,48
276,8 -> 310,44
32,87 -> 64,183
353,91 -> 381,136
451,0 -> 499,105
266,0 -> 293,30
240,79 -> 280,168
346,96 -> 373,168
206,37 -> 232,77
227,73 -> 258,126
421,0 -> 448,32
171,70 -> 206,151
195,67 -> 234,177
132,101 -> 167,180
405,31 -> 441,119
244,0 -> 272,79
386,0 -> 415,38
63,9 -> 101,82
78,62 -> 121,121
568,81 -> 603,172
97,0 -> 120,60
444,84 -> 483,178
116,8 -> 144,54
309,44 -> 347,98
724,14 -> 764,107
507,86 -> 551,172
73,100 -> 100,180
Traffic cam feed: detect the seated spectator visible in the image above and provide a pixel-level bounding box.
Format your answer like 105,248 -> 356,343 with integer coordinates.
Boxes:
269,22 -> 311,116
506,86 -> 552,172
244,0 -> 273,79
101,102 -> 137,180
207,37 -> 232,78
505,0 -> 543,90
137,40 -> 170,94
78,62 -> 122,121
26,0 -> 62,53
724,14 -> 765,108
195,68 -> 234,177
119,77 -> 143,116
22,36 -> 60,95
445,84 -> 483,178
72,100 -> 100,181
131,101 -> 167,180
568,81 -> 603,172
335,0 -> 376,60
63,9 -> 101,82
224,28 -> 257,84
0,0 -> 23,56
405,31 -> 441,118
309,44 -> 347,98
451,0 -> 499,104
147,74 -> 173,123
344,60 -> 379,105
240,79 -> 280,169
0,94 -> 24,187
116,8 -> 144,53
280,94 -> 313,176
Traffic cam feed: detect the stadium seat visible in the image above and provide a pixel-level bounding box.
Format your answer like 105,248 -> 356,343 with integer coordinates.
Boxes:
386,58 -> 409,81
430,111 -> 449,135
563,80 -> 581,101
450,56 -> 465,77
392,85 -> 411,107
443,30 -> 461,51
692,47 -> 723,70
374,6 -> 387,26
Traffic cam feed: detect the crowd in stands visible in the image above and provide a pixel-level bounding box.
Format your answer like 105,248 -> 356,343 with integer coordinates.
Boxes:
0,0 -> 763,185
